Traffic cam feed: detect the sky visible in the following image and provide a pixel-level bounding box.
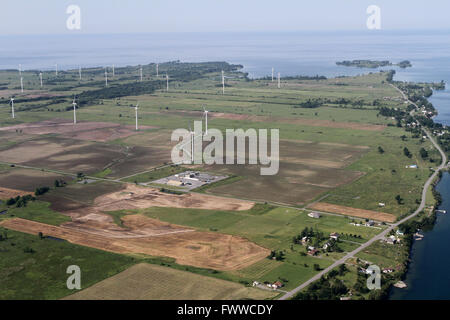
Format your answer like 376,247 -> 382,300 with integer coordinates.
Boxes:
0,0 -> 449,35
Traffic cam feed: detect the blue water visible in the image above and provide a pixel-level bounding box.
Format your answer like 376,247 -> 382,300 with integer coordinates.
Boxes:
2,30 -> 450,299
389,173 -> 450,299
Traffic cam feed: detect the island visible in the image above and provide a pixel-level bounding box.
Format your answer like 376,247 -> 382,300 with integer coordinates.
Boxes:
336,59 -> 412,69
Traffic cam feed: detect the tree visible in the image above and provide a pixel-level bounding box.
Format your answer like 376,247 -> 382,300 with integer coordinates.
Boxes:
378,146 -> 384,154
338,264 -> 347,276
38,232 -> 44,239
403,147 -> 412,158
419,147 -> 428,159
313,264 -> 321,271
395,194 -> 403,205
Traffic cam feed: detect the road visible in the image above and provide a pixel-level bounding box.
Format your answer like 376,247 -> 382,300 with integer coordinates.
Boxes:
279,86 -> 448,300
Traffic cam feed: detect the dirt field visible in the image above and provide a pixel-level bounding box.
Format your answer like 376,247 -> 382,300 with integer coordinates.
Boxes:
0,168 -> 72,192
0,136 -> 126,174
203,139 -> 367,205
165,110 -> 385,131
0,187 -> 32,199
95,184 -> 254,212
308,202 -> 397,223
63,263 -> 277,300
0,119 -> 154,142
0,217 -> 269,271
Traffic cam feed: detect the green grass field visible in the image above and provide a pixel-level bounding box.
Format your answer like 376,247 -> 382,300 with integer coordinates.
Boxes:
0,227 -> 136,299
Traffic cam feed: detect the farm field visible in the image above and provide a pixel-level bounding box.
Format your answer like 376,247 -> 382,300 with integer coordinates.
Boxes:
64,263 -> 277,300
0,226 -> 136,300
0,217 -> 269,271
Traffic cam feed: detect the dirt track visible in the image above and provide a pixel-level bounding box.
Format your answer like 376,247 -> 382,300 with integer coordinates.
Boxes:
308,202 -> 397,223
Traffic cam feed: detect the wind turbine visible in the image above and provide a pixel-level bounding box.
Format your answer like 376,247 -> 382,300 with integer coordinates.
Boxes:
189,123 -> 194,163
19,64 -> 22,76
72,97 -> 77,124
135,103 -> 139,131
112,64 -> 115,77
277,72 -> 281,89
39,72 -> 43,88
272,67 -> 274,82
166,73 -> 169,92
79,66 -> 82,80
156,63 -> 159,77
221,70 -> 225,95
202,106 -> 209,136
10,98 -> 15,119
105,69 -> 108,87
55,64 -> 58,76
20,77 -> 23,93
140,67 -> 143,82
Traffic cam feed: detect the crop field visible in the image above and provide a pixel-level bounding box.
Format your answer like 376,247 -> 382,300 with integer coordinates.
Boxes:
64,263 -> 277,300
309,203 -> 396,223
0,167 -> 72,192
199,139 -> 368,205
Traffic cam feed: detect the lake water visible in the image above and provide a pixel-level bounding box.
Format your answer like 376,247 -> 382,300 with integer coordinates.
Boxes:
1,30 -> 450,299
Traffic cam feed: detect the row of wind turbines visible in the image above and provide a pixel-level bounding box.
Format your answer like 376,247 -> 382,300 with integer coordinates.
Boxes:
8,65 -> 281,139
15,63 -> 170,91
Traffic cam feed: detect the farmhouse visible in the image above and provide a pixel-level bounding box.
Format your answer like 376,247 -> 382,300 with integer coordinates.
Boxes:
307,211 -> 321,219
272,281 -> 284,289
330,232 -> 340,240
365,220 -> 375,227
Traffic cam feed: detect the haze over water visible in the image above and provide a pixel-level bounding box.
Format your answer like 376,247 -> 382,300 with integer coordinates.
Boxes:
2,30 -> 450,299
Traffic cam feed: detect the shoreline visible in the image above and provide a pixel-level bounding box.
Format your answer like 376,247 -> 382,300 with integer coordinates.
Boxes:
387,76 -> 447,298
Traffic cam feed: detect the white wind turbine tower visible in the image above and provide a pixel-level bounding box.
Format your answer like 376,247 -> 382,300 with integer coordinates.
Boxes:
112,65 -> 115,77
156,63 -> 159,77
72,97 -> 77,124
55,64 -> 58,76
20,76 -> 23,93
10,98 -> 15,119
105,69 -> 108,87
203,106 -> 209,136
166,73 -> 169,92
221,70 -> 225,95
277,72 -> 281,89
39,72 -> 43,88
189,123 -> 194,163
140,67 -> 143,82
19,64 -> 22,76
272,67 -> 274,82
79,66 -> 82,80
135,103 -> 139,131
